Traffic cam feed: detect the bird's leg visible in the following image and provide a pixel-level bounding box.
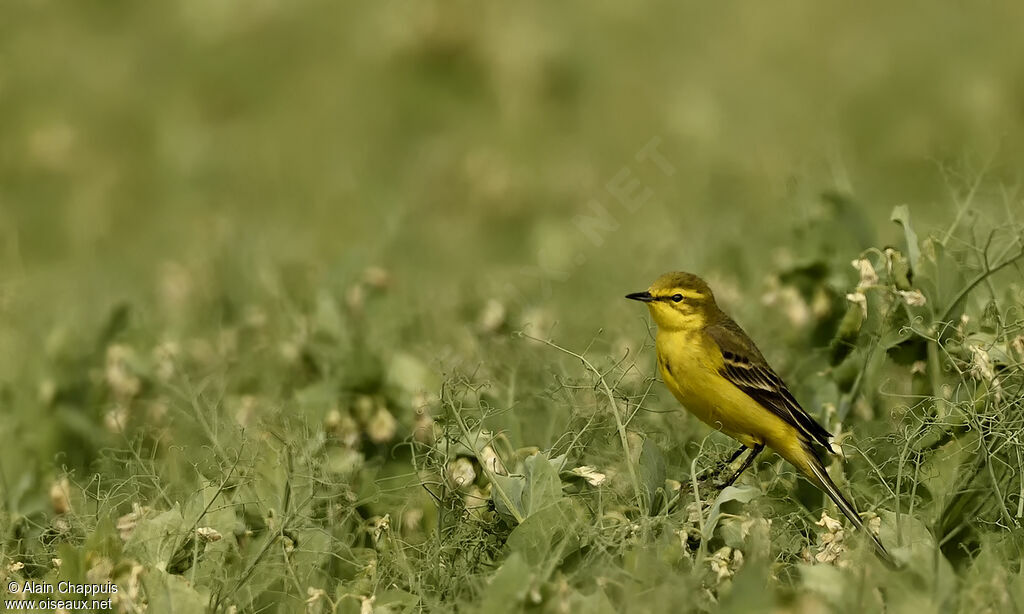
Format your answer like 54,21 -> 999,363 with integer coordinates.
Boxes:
723,445 -> 748,467
694,444 -> 748,482
715,443 -> 765,489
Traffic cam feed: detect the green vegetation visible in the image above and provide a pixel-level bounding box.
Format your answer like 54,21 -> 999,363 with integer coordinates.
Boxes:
3,2 -> 1024,612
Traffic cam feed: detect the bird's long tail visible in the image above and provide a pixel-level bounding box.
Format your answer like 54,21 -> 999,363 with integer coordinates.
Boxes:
798,443 -> 896,567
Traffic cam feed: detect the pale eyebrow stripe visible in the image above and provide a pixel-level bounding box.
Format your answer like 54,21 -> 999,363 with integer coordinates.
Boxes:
654,290 -> 705,301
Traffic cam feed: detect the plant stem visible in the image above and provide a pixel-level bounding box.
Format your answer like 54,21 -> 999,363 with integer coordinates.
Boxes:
939,245 -> 1024,322
523,334 -> 646,513
444,385 -> 525,524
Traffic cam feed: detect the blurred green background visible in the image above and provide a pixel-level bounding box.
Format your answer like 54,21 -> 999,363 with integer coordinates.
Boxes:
3,1 -> 1023,332
3,2 -> 1024,612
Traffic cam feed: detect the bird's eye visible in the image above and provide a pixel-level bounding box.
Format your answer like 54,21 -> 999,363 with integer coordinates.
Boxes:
671,294 -> 684,303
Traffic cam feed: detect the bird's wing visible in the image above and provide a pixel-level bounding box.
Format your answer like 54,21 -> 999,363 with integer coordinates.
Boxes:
705,319 -> 834,451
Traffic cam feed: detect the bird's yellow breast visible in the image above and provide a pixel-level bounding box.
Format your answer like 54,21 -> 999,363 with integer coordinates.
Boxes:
655,329 -> 797,450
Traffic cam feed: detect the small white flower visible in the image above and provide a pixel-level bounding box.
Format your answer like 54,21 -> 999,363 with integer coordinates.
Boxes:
305,587 -> 327,605
1012,335 -> 1024,359
479,445 -> 507,476
360,595 -> 376,614
814,512 -> 847,565
866,514 -> 882,535
447,457 -> 477,489
366,406 -> 397,444
845,292 -> 868,317
969,345 -> 997,384
897,289 -> 927,307
816,511 -> 843,533
709,546 -> 735,582
403,508 -> 424,532
478,299 -> 507,334
196,527 -> 222,542
851,259 -> 878,289
104,406 -> 129,434
363,266 -> 392,290
372,514 -> 391,543
345,284 -> 365,314
779,286 -> 811,327
569,466 -> 607,486
116,504 -> 153,541
105,344 -> 141,399
50,477 -> 72,515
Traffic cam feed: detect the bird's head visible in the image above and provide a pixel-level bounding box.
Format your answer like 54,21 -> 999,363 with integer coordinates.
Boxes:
626,271 -> 719,331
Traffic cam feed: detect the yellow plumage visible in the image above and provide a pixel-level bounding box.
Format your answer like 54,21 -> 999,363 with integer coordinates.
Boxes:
656,329 -> 790,450
627,271 -> 894,565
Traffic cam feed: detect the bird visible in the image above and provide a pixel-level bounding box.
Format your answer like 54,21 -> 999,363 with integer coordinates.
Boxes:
626,271 -> 893,564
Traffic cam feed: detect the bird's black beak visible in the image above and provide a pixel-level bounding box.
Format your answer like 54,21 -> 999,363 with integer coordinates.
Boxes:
625,291 -> 655,302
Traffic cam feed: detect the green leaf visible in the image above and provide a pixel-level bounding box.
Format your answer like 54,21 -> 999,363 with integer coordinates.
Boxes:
915,237 -> 967,324
720,516 -> 772,558
84,517 -> 123,558
918,431 -> 980,520
703,485 -> 761,538
878,510 -> 955,595
477,552 -> 531,614
830,302 -> 864,365
376,588 -> 420,609
547,453 -> 568,472
505,498 -> 582,567
718,554 -> 773,614
55,543 -> 87,586
561,589 -> 618,614
521,452 -> 563,517
638,438 -> 666,513
96,302 -> 132,349
491,473 -> 526,520
142,570 -> 210,613
491,452 -> 563,522
123,506 -> 188,569
295,380 -> 338,414
313,289 -> 344,338
888,248 -> 914,290
964,331 -> 1014,365
386,352 -> 438,398
800,562 -> 848,607
183,484 -> 239,539
891,205 -> 921,273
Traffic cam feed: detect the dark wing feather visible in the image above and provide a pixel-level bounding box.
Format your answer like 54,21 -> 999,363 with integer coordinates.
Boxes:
705,319 -> 834,452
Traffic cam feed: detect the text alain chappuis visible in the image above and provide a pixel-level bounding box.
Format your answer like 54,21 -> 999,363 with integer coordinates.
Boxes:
7,580 -> 118,609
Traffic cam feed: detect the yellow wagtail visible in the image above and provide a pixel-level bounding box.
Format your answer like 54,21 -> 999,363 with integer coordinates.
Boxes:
627,271 -> 893,563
